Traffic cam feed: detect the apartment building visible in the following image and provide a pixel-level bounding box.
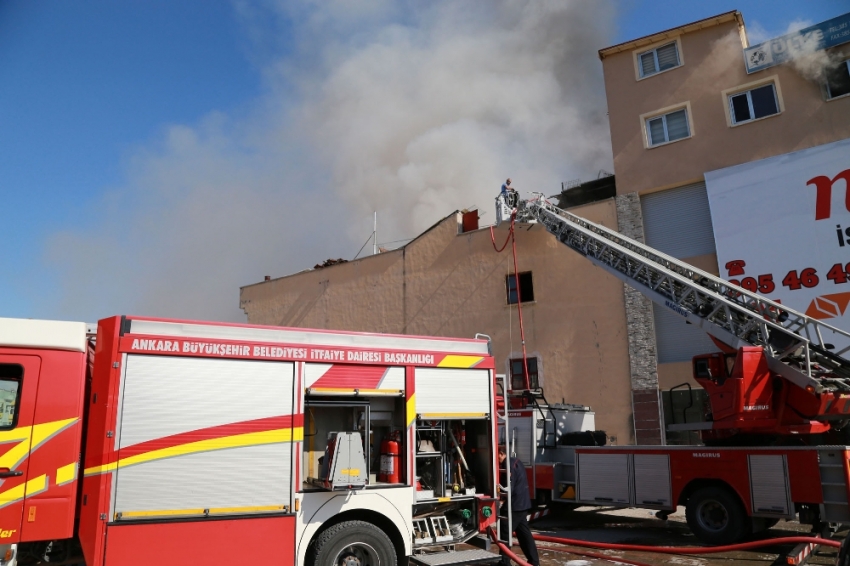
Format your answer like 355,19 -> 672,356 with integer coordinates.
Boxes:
599,10 -> 850,441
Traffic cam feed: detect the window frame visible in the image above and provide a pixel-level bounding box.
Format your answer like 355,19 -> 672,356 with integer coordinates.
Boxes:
633,37 -> 684,81
506,271 -> 534,305
0,364 -> 24,431
825,59 -> 850,101
509,357 -> 539,390
721,76 -> 784,128
640,102 -> 693,149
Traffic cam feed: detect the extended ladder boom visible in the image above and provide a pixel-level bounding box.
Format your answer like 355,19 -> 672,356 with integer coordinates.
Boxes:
497,193 -> 850,394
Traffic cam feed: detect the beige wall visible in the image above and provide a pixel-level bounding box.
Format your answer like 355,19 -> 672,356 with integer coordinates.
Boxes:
602,20 -> 850,195
242,202 -> 637,444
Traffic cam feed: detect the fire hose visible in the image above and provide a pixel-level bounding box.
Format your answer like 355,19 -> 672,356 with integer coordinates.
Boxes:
489,527 -> 841,566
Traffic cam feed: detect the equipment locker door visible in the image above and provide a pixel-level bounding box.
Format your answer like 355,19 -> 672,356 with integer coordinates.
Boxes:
414,368 -> 491,419
112,355 -> 297,521
0,355 -> 40,543
749,454 -> 791,517
633,454 -> 672,507
576,452 -> 631,505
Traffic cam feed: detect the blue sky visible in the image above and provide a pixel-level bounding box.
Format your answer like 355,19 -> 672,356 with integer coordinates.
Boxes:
1,0 -> 847,323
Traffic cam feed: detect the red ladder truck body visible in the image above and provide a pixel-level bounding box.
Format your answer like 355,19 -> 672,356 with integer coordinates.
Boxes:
496,192 -> 850,544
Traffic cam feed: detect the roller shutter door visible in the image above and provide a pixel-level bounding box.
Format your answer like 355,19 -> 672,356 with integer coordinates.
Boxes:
652,305 -> 721,363
641,181 -> 716,259
576,453 -> 631,504
633,454 -> 671,506
113,355 -> 295,520
749,454 -> 791,516
414,368 -> 491,418
642,182 -> 721,363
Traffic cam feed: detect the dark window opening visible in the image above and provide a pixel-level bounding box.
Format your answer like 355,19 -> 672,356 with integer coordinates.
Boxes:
506,272 -> 534,304
0,364 -> 23,430
729,83 -> 779,124
510,357 -> 539,390
826,60 -> 850,99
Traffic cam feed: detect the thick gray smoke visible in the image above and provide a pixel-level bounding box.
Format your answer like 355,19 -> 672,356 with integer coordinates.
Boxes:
749,19 -> 842,82
38,0 -> 616,323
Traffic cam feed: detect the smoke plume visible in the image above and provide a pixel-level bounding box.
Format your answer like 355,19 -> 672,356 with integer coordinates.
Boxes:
750,19 -> 843,83
37,0 -> 616,323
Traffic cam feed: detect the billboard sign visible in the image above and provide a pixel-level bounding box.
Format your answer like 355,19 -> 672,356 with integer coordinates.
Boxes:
705,138 -> 850,347
744,12 -> 850,74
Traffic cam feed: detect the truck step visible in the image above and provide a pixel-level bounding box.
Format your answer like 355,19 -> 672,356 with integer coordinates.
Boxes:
410,549 -> 501,566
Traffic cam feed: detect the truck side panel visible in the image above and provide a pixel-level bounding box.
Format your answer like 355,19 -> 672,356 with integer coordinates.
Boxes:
103,515 -> 295,566
110,355 -> 296,520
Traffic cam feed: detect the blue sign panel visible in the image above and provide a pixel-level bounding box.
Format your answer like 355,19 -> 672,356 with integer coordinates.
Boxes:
744,12 -> 850,74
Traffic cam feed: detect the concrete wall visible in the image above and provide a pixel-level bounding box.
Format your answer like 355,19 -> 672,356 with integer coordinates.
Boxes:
242,202 -> 637,444
602,19 -> 850,196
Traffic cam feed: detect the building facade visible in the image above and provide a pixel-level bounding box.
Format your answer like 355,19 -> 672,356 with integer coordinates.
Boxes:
242,10 -> 850,445
599,10 -> 850,441
241,203 -> 640,444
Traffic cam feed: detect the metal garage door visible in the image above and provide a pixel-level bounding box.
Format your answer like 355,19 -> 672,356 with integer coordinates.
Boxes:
642,181 -> 721,363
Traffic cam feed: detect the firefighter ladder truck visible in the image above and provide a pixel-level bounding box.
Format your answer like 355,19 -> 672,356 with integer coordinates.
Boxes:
495,192 -> 850,546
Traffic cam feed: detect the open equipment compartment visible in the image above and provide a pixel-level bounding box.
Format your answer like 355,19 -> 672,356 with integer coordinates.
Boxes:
302,395 -> 408,490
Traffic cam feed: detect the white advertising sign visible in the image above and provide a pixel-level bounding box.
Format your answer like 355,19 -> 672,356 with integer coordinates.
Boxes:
705,138 -> 850,342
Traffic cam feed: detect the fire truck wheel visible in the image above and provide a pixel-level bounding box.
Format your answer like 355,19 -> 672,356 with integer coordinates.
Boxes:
685,486 -> 750,545
313,520 -> 397,566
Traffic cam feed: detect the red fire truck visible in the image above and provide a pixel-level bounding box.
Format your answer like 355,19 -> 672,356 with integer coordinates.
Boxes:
496,193 -> 850,545
0,315 -> 505,566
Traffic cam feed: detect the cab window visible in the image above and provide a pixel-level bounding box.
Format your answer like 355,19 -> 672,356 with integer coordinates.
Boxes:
0,364 -> 23,429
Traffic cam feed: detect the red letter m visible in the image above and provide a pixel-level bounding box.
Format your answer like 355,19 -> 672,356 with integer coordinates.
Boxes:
809,169 -> 850,220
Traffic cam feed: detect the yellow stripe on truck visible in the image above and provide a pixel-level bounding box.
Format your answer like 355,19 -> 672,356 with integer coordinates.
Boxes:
437,355 -> 483,368
116,504 -> 287,520
84,426 -> 304,477
56,462 -> 77,486
419,412 -> 488,419
406,394 -> 416,427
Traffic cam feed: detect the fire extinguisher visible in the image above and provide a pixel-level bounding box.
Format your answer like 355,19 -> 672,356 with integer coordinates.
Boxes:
379,431 -> 401,483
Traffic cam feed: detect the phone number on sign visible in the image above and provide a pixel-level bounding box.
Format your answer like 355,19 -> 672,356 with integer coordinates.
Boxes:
729,264 -> 850,293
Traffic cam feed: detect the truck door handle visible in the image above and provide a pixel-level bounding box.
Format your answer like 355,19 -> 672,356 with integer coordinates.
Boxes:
0,469 -> 23,478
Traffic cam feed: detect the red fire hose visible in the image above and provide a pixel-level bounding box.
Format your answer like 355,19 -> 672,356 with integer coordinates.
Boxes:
490,527 -> 840,566
533,533 -> 840,553
489,528 -> 653,566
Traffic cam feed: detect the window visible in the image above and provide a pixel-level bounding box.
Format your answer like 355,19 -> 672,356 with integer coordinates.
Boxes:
510,357 -> 539,390
826,60 -> 850,99
506,272 -> 534,304
0,365 -> 22,429
645,108 -> 690,146
638,42 -> 680,77
728,83 -> 779,124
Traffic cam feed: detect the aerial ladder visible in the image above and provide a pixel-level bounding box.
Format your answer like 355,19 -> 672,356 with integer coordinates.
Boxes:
496,192 -> 850,440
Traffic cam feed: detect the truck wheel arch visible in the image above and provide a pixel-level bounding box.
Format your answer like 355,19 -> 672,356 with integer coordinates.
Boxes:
307,510 -> 406,566
677,478 -> 748,512
298,493 -> 411,566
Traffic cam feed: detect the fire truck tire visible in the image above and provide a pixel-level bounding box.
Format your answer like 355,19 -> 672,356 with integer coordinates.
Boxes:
685,486 -> 750,545
313,520 -> 397,566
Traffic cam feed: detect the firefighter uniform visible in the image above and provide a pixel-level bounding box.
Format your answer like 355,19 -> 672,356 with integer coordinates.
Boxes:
500,456 -> 539,566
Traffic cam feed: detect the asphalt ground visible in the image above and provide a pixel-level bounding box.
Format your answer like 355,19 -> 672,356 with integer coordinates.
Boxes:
499,506 -> 846,566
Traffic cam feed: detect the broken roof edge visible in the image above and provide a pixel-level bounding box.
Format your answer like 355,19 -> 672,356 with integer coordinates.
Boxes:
598,10 -> 744,59
240,210 -> 462,290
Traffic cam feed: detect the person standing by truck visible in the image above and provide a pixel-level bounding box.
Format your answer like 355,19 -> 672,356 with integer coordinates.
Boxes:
498,445 -> 539,566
